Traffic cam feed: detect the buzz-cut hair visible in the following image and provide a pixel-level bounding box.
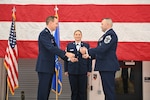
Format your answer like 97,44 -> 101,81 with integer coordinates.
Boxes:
102,18 -> 113,27
46,16 -> 57,25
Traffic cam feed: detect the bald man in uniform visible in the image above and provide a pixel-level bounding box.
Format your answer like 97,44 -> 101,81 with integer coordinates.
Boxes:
80,18 -> 120,100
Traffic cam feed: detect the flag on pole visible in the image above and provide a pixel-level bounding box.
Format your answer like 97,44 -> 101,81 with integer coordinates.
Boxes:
4,6 -> 18,95
52,5 -> 63,95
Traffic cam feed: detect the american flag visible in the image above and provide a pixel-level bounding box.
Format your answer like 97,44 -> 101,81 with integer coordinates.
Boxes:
0,1 -> 150,60
4,6 -> 18,95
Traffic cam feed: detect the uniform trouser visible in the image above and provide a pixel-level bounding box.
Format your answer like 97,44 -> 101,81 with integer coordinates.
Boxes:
37,72 -> 53,100
99,71 -> 116,100
121,68 -> 129,93
69,74 -> 87,100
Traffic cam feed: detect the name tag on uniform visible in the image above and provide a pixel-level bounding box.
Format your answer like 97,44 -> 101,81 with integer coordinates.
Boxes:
69,49 -> 74,52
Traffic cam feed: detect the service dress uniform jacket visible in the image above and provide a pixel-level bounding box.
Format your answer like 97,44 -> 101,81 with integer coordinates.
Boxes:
89,28 -> 119,71
36,28 -> 66,74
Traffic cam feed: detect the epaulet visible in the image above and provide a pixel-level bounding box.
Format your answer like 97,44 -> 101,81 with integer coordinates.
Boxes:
72,42 -> 75,45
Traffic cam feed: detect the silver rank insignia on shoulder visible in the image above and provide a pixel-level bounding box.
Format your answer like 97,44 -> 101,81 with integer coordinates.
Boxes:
45,29 -> 48,32
98,36 -> 103,42
104,35 -> 112,44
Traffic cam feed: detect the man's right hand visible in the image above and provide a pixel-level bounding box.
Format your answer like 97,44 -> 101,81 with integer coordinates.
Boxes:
64,72 -> 68,76
79,47 -> 87,54
70,57 -> 78,62
82,54 -> 90,59
65,52 -> 75,58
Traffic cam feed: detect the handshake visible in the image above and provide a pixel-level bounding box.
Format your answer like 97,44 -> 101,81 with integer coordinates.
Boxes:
65,47 -> 90,62
79,47 -> 90,59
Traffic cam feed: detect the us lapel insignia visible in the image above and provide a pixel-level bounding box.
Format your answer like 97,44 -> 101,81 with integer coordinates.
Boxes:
51,39 -> 54,43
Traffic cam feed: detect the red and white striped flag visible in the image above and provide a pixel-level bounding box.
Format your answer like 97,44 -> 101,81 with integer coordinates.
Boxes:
4,6 -> 18,95
0,0 -> 150,61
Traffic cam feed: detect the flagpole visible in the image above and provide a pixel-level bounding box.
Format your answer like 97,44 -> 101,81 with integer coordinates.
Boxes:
6,78 -> 9,100
54,5 -> 59,100
56,69 -> 58,100
5,67 -> 8,100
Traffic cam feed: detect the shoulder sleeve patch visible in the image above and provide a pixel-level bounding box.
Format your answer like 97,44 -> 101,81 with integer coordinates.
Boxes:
104,35 -> 112,44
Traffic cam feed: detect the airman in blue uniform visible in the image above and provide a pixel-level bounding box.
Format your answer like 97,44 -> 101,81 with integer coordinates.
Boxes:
64,30 -> 92,100
80,18 -> 120,100
36,16 -> 75,100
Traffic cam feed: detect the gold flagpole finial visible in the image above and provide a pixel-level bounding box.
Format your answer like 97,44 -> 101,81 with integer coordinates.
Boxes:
12,6 -> 16,20
12,6 -> 16,13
